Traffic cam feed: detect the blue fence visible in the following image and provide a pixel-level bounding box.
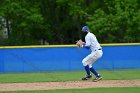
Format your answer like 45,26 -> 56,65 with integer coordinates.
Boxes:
0,44 -> 140,72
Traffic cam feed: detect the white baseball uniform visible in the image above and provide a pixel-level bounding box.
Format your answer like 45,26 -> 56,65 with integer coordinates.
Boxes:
82,32 -> 103,68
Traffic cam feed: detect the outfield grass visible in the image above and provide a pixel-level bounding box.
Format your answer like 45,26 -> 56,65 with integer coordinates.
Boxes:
0,69 -> 140,83
0,87 -> 140,93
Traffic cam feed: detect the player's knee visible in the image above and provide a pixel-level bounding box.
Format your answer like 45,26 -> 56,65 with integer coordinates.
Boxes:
89,65 -> 92,68
82,60 -> 88,66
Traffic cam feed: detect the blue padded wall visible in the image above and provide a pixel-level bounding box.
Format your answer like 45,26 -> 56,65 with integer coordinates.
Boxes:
0,45 -> 140,72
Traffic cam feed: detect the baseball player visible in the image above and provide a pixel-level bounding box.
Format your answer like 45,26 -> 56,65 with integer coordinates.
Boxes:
76,26 -> 103,82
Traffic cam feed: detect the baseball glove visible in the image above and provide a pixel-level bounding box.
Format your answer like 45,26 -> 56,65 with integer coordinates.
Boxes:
76,39 -> 84,48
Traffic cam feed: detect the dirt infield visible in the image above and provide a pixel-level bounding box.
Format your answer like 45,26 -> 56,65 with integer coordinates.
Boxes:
0,80 -> 140,91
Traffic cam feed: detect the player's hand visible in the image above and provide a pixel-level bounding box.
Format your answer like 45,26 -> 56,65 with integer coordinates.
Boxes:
76,39 -> 85,48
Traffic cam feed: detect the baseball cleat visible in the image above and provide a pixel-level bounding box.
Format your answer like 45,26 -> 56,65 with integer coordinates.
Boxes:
82,75 -> 92,80
93,76 -> 102,82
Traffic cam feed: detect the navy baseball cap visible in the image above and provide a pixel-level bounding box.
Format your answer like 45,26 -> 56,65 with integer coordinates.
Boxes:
81,26 -> 89,31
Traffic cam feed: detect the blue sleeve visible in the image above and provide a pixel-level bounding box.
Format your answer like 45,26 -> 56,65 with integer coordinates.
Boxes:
83,45 -> 90,49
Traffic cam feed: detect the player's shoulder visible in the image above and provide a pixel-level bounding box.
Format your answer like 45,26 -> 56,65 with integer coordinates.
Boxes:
88,32 -> 95,37
86,32 -> 95,39
87,32 -> 92,35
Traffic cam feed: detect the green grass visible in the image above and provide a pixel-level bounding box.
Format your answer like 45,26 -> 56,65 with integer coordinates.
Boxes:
0,87 -> 140,93
0,69 -> 140,83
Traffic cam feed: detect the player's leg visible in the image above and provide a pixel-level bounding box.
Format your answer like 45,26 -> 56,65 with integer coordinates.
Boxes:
89,64 -> 102,82
89,64 -> 99,77
82,50 -> 103,80
82,56 -> 92,80
89,50 -> 103,81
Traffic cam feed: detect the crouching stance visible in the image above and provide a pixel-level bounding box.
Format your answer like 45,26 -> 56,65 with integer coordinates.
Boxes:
76,26 -> 103,82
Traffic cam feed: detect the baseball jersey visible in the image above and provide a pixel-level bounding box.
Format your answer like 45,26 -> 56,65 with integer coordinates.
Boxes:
85,32 -> 102,52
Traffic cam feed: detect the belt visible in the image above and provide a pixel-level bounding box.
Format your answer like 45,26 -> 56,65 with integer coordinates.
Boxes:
94,48 -> 102,51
